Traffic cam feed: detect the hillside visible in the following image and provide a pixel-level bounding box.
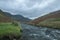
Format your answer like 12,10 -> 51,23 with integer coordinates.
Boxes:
29,10 -> 60,28
0,10 -> 12,22
1,10 -> 31,23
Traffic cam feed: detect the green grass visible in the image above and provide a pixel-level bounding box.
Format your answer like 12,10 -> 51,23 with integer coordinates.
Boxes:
37,18 -> 60,29
0,22 -> 22,37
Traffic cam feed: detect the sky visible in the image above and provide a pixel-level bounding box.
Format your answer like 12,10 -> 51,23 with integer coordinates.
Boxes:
0,0 -> 60,19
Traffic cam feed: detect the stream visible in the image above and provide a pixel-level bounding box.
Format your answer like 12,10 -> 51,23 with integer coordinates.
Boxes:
20,23 -> 60,40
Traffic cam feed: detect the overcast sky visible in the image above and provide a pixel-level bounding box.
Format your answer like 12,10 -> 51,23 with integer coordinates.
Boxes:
0,0 -> 60,19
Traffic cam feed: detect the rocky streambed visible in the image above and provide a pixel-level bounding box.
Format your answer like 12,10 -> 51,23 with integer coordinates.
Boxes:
20,23 -> 60,40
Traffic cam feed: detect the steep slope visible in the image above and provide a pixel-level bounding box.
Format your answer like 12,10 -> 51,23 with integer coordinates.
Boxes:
29,10 -> 60,25
29,10 -> 60,28
0,10 -> 12,22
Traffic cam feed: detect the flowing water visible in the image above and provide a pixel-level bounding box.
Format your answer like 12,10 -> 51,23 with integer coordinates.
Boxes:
20,23 -> 60,40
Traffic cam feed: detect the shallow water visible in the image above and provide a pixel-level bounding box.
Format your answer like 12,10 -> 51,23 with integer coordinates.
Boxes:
20,23 -> 60,40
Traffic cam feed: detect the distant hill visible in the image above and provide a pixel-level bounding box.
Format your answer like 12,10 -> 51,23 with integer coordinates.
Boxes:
29,10 -> 60,28
0,9 -> 31,23
10,15 -> 31,23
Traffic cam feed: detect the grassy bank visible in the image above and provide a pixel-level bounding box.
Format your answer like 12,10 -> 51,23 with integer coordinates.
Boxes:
37,18 -> 60,29
0,22 -> 22,39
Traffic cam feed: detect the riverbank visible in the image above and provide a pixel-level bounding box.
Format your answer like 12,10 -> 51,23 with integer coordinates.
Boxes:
0,22 -> 22,40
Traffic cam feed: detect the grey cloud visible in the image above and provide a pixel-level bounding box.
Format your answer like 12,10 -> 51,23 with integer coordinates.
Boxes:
0,0 -> 60,19
25,0 -> 42,8
0,0 -> 13,1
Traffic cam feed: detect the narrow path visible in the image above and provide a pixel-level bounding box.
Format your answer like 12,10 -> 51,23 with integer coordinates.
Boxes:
20,23 -> 60,40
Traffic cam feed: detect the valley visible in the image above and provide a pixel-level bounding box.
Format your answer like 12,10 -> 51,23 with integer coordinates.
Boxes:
0,9 -> 60,40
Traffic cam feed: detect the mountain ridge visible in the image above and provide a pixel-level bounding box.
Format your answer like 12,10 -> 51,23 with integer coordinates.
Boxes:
0,9 -> 31,23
